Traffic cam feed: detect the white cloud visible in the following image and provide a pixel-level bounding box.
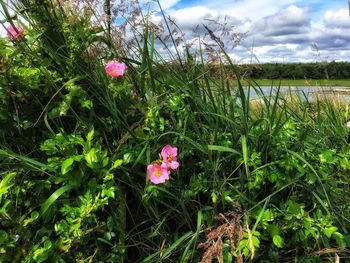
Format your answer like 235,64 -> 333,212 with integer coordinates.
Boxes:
166,6 -> 219,29
158,0 -> 181,10
324,9 -> 350,28
192,0 -> 303,21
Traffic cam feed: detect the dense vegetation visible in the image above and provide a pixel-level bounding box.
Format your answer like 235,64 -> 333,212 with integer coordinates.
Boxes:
1,1 -> 350,262
238,62 -> 350,80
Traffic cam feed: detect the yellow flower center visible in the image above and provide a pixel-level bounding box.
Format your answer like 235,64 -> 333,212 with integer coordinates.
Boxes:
167,154 -> 173,162
155,169 -> 162,177
112,69 -> 119,74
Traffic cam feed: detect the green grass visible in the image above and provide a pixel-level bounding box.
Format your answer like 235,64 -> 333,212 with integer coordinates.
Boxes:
1,1 -> 350,262
238,79 -> 350,86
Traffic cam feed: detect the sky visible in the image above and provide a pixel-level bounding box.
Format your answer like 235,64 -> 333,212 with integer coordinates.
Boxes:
153,0 -> 350,63
1,0 -> 349,63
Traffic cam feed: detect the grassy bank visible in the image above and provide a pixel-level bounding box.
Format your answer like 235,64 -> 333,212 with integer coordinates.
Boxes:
242,79 -> 350,86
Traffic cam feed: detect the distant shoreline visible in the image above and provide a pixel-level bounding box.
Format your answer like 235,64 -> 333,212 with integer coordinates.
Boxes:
240,79 -> 350,87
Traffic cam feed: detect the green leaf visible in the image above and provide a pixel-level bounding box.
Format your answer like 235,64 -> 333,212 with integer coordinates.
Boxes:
319,149 -> 336,164
223,191 -> 234,204
123,153 -> 133,164
0,185 -> 13,198
31,211 -> 39,220
111,159 -> 123,170
102,157 -> 110,167
44,240 -> 52,249
40,185 -> 73,216
272,235 -> 284,248
0,149 -> 54,172
160,231 -> 193,260
305,173 -> 317,184
104,171 -> 114,182
324,226 -> 338,238
252,236 -> 260,248
61,158 -> 74,175
0,230 -> 8,245
267,224 -> 280,236
86,129 -> 94,142
102,187 -> 115,198
211,192 -> 217,204
0,172 -> 16,203
241,135 -> 249,177
85,149 -> 98,166
207,145 -> 240,155
261,209 -> 274,222
80,99 -> 93,109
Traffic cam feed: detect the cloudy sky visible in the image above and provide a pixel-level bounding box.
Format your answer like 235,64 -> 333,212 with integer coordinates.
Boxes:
1,0 -> 349,63
153,0 -> 350,63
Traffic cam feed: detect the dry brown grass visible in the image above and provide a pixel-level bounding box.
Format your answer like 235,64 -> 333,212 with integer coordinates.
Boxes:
197,209 -> 244,263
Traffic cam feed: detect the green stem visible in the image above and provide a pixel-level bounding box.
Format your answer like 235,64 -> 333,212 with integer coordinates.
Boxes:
117,181 -> 126,262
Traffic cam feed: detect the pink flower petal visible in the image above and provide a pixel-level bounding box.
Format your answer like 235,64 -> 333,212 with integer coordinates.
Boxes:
6,25 -> 24,40
161,145 -> 178,159
105,60 -> 127,78
161,145 -> 179,170
148,164 -> 170,184
168,161 -> 179,170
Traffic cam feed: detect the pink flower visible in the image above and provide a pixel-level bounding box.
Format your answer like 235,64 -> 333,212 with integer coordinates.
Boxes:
161,145 -> 179,170
6,25 -> 24,40
147,164 -> 170,184
347,121 -> 350,128
104,60 -> 126,78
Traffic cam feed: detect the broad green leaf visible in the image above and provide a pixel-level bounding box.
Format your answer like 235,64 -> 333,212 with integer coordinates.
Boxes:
273,235 -> 284,248
44,240 -> 52,249
324,226 -> 338,238
85,149 -> 98,166
111,159 -> 123,170
267,224 -> 280,236
102,157 -> 110,167
252,236 -> 260,248
61,158 -> 74,175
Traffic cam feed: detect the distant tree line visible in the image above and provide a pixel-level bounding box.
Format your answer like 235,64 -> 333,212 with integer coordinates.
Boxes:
238,61 -> 350,79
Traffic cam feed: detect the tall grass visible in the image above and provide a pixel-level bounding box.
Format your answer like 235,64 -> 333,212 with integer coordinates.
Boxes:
0,0 -> 350,262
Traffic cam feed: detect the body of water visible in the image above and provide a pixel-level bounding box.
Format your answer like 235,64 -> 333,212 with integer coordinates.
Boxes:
245,86 -> 350,102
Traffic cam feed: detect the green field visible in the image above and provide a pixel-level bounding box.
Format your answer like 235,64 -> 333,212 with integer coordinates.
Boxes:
243,79 -> 350,86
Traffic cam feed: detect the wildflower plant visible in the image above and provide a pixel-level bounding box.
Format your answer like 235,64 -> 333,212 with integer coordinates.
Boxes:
147,145 -> 179,184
